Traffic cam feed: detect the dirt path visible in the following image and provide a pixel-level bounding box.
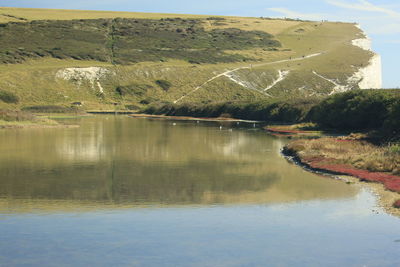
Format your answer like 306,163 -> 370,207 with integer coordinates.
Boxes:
174,52 -> 323,103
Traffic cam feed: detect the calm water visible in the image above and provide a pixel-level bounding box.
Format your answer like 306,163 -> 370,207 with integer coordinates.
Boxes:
0,116 -> 399,266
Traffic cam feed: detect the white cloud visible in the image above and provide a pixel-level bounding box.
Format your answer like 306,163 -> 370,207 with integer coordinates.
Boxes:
267,7 -> 327,21
326,0 -> 400,18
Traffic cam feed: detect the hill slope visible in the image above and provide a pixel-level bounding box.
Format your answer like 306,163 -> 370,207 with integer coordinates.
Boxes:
0,7 -> 381,110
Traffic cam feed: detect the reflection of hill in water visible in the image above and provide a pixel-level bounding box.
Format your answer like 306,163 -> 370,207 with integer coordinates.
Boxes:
0,117 -> 357,212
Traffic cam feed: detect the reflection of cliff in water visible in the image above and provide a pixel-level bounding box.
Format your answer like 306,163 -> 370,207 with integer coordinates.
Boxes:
0,116 -> 357,211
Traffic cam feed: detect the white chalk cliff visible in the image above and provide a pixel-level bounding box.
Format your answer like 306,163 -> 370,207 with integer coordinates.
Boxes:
350,25 -> 382,89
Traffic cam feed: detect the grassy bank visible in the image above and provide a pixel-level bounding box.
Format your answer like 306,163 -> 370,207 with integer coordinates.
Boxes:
283,137 -> 400,211
0,109 -> 61,128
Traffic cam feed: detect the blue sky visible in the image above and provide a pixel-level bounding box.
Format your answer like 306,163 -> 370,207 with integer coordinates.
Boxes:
1,0 -> 399,88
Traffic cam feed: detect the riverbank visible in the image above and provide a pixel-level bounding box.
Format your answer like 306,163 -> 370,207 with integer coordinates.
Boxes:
0,110 -> 79,129
130,113 -> 260,123
282,137 -> 400,216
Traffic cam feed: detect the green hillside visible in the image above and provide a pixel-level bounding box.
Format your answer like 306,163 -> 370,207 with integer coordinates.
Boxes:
0,7 -> 373,110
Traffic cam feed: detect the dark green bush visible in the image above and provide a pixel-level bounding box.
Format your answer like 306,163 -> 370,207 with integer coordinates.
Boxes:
307,91 -> 393,130
115,84 -> 152,96
382,98 -> 400,139
144,97 -> 318,123
0,90 -> 19,103
22,105 -> 79,113
155,80 -> 172,91
125,104 -> 140,110
143,90 -> 400,140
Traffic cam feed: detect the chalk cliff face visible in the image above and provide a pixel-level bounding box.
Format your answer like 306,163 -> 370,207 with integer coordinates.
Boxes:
351,26 -> 382,89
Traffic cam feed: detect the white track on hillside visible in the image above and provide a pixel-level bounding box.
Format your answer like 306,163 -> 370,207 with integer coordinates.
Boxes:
174,52 -> 322,103
263,70 -> 290,92
312,71 -> 348,95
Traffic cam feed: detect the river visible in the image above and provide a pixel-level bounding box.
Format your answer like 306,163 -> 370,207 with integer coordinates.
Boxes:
0,116 -> 399,266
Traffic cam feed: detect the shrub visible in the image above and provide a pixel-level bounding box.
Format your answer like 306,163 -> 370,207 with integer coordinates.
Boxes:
0,109 -> 34,121
307,91 -> 394,130
125,104 -> 140,110
382,98 -> 400,139
115,84 -> 152,97
155,80 -> 172,91
22,105 -> 79,113
389,144 -> 400,154
0,90 -> 19,103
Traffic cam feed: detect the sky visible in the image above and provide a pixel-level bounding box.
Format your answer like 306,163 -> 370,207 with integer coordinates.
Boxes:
1,0 -> 399,88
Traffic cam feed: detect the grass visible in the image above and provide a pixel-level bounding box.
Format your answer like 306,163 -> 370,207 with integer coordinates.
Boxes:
0,7 -> 213,23
0,109 -> 34,121
0,109 -> 59,127
286,138 -> 400,175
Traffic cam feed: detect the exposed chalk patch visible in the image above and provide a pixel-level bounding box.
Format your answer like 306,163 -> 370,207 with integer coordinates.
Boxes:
224,72 -> 272,97
312,71 -> 349,95
350,25 -> 382,89
56,67 -> 113,93
96,81 -> 104,93
352,38 -> 372,51
264,70 -> 290,92
348,54 -> 382,89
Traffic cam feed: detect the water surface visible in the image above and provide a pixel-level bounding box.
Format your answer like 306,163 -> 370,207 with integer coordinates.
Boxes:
0,116 -> 399,266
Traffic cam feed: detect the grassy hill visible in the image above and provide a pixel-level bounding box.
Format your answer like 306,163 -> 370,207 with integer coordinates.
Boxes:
0,7 -> 374,110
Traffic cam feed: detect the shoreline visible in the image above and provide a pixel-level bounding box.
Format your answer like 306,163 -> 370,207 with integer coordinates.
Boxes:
0,124 -> 79,129
130,113 -> 261,123
282,146 -> 400,217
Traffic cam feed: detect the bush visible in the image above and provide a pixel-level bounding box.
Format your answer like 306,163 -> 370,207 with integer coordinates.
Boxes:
142,90 -> 400,140
144,97 -> 318,123
307,91 -> 394,130
382,98 -> 400,139
22,105 -> 80,113
125,104 -> 140,110
0,90 -> 19,103
115,84 -> 152,97
0,109 -> 34,121
155,80 -> 172,91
